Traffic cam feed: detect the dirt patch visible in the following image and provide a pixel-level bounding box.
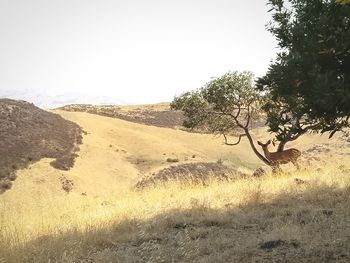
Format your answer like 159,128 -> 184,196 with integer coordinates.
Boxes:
135,162 -> 239,189
59,104 -> 185,128
0,99 -> 83,194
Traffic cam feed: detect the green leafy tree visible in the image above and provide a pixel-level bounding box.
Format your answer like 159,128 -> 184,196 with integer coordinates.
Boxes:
257,0 -> 350,149
171,71 -> 271,166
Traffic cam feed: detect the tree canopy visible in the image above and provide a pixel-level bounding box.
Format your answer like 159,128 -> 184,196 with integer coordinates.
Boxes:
171,0 -> 350,170
257,0 -> 350,141
171,71 -> 270,165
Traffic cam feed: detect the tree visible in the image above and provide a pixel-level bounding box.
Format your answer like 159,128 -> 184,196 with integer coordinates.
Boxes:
257,0 -> 350,145
171,71 -> 271,166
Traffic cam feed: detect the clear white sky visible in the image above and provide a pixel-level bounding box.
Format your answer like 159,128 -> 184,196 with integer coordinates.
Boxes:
0,0 -> 277,106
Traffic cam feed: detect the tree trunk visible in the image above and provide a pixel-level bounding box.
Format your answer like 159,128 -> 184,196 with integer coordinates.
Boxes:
277,140 -> 287,152
243,128 -> 271,166
277,132 -> 303,152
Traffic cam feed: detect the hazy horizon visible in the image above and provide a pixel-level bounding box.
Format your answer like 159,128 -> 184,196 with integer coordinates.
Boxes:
0,0 -> 277,107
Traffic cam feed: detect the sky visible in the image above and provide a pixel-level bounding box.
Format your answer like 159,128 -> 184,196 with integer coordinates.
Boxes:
0,0 -> 278,107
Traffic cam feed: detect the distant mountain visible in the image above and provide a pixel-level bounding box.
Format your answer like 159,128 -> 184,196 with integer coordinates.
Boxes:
0,89 -> 127,109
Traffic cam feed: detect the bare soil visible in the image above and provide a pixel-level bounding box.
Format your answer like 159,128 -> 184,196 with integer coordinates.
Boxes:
0,99 -> 82,193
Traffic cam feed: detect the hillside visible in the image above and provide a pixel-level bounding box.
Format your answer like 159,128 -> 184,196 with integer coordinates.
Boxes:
0,99 -> 82,194
59,103 -> 185,128
0,106 -> 350,262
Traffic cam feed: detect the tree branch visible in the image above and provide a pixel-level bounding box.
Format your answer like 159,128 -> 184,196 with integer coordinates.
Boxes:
222,133 -> 246,146
213,109 -> 246,129
243,128 -> 271,165
277,129 -> 306,151
221,129 -> 270,165
235,105 -> 241,119
245,104 -> 251,128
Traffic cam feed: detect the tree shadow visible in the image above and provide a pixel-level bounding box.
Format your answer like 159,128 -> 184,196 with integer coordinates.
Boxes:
3,180 -> 350,263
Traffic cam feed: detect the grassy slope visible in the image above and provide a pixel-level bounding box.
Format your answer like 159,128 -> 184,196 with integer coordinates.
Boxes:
1,110 -> 349,262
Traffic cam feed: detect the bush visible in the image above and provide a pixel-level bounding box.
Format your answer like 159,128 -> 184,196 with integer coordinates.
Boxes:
0,180 -> 12,190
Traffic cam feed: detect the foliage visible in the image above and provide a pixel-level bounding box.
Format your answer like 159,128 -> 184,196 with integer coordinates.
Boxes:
171,71 -> 260,133
257,0 -> 350,142
171,71 -> 270,165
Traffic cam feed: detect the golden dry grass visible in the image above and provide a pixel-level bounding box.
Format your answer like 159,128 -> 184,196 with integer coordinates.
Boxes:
117,102 -> 170,112
1,110 -> 349,262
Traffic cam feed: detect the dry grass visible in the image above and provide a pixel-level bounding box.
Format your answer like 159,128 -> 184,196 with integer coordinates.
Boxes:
58,102 -> 185,128
1,110 -> 350,262
1,165 -> 350,262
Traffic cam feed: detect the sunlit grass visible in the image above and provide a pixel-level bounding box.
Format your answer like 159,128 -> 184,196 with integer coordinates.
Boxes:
1,164 -> 350,262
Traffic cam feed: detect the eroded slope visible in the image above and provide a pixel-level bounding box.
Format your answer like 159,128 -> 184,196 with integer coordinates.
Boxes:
0,99 -> 82,193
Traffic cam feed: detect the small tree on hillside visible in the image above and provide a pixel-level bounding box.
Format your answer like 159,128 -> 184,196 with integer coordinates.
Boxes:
171,71 -> 271,166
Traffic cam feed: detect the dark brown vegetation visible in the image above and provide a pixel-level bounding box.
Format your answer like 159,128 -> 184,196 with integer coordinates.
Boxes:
59,175 -> 74,193
59,104 -> 185,128
0,99 -> 82,193
135,162 -> 238,189
166,158 -> 180,163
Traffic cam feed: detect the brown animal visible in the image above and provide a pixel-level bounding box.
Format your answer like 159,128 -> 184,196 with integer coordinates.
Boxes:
257,140 -> 301,170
